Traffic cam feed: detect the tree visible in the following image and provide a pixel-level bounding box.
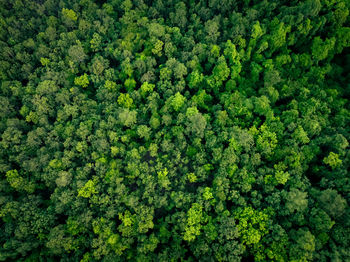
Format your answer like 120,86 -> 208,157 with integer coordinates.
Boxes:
255,124 -> 278,158
62,8 -> 78,27
234,206 -> 270,246
68,43 -> 87,64
186,111 -> 207,138
207,56 -> 230,91
205,19 -> 220,44
118,93 -> 133,108
318,189 -> 347,219
78,179 -> 97,198
117,108 -> 137,127
171,92 -> 186,111
75,73 -> 89,88
251,21 -> 264,39
323,152 -> 342,169
311,37 -> 336,61
187,70 -> 204,90
289,228 -> 316,261
137,125 -> 151,140
285,188 -> 308,214
5,169 -> 35,193
184,203 -> 203,242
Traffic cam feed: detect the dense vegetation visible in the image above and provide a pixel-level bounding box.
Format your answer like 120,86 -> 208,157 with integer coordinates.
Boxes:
0,0 -> 349,261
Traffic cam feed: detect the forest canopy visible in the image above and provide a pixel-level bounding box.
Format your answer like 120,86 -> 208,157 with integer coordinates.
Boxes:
0,0 -> 349,261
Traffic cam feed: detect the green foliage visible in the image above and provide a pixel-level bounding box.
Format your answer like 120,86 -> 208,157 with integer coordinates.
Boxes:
318,189 -> 347,219
285,188 -> 309,214
5,170 -> 34,193
289,228 -> 316,261
275,170 -> 290,185
62,8 -> 77,21
119,211 -> 134,227
90,33 -> 102,52
40,57 -> 50,66
137,125 -> 151,140
311,37 -> 336,61
157,168 -> 170,189
323,152 -> 342,169
118,93 -> 133,108
74,73 -> 89,88
140,82 -> 154,97
152,39 -> 164,56
252,21 -> 264,39
118,109 -> 137,127
184,203 -> 203,242
256,124 -> 278,157
78,179 -> 97,198
104,80 -> 118,91
208,56 -> 230,90
234,207 -> 270,245
171,92 -> 186,111
187,172 -> 197,183
203,187 -> 214,200
0,0 -> 349,261
188,70 -> 204,89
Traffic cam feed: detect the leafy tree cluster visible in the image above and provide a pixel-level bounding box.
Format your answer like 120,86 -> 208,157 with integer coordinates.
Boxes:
0,0 -> 349,261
